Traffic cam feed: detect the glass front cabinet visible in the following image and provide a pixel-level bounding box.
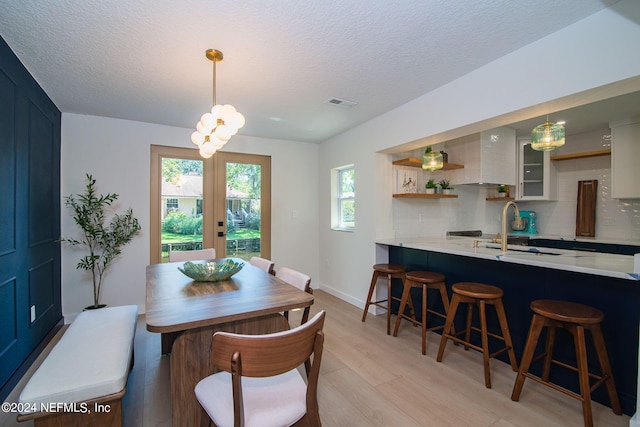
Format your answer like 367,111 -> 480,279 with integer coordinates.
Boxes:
517,138 -> 557,200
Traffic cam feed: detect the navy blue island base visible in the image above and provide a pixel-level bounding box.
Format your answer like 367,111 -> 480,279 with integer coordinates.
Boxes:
388,245 -> 639,416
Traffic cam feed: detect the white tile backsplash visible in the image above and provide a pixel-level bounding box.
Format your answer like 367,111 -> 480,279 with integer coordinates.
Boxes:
392,154 -> 640,242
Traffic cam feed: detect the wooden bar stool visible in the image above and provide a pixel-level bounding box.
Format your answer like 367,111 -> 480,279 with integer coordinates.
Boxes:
436,282 -> 518,388
362,264 -> 413,335
511,300 -> 621,427
393,271 -> 451,355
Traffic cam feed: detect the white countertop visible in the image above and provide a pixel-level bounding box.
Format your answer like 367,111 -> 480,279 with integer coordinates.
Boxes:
376,237 -> 639,281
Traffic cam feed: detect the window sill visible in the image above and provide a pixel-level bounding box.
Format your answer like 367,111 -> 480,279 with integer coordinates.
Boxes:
331,227 -> 355,233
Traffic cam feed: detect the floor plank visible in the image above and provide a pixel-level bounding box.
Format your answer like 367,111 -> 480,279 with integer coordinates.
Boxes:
1,290 -> 631,426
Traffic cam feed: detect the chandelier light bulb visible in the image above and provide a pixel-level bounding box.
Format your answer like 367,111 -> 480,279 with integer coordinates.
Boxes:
191,131 -> 205,147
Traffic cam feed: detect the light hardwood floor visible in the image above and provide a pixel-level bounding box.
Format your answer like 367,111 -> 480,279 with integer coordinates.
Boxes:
2,290 -> 631,426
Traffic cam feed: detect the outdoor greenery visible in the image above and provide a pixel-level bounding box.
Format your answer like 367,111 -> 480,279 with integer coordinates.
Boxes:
163,212 -> 203,235
160,159 -> 262,254
62,174 -> 141,308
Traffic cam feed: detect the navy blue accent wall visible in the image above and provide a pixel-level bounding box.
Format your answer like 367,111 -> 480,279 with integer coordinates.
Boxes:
0,36 -> 62,399
389,245 -> 639,416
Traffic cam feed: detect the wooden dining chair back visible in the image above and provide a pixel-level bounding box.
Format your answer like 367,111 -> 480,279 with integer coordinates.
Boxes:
195,311 -> 326,427
249,256 -> 275,275
168,247 -> 216,262
276,267 -> 313,324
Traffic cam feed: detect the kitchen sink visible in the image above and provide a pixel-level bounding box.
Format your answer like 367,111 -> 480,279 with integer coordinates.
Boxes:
482,242 -> 562,255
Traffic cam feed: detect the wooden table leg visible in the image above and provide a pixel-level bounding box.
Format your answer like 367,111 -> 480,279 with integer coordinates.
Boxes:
169,314 -> 290,427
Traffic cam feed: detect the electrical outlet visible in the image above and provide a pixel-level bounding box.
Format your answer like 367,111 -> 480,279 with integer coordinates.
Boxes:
30,305 -> 36,323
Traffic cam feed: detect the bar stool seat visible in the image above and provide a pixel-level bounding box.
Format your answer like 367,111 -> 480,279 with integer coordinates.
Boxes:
511,300 -> 621,427
436,282 -> 518,388
362,264 -> 414,335
393,271 -> 451,355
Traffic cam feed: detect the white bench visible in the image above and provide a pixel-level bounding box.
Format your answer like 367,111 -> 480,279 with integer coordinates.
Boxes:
17,305 -> 138,427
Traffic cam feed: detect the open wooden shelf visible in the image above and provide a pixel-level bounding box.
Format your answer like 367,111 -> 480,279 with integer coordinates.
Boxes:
392,157 -> 464,170
550,149 -> 611,161
486,197 -> 514,201
393,193 -> 458,199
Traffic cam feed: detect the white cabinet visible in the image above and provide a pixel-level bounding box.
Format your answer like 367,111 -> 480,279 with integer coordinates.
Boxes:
444,126 -> 516,185
610,118 -> 640,199
517,138 -> 557,200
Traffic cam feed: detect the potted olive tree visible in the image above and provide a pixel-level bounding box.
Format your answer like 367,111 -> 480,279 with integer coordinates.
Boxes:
62,174 -> 141,309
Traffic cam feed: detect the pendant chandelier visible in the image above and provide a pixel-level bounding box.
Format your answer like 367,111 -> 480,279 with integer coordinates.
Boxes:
191,49 -> 245,159
422,146 -> 443,171
531,116 -> 565,151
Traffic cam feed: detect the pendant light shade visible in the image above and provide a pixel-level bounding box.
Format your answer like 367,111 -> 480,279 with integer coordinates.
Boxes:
422,147 -> 443,171
191,49 -> 245,159
531,119 -> 565,151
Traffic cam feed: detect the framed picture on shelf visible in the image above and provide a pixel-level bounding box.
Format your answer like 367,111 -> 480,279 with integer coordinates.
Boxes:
396,169 -> 418,193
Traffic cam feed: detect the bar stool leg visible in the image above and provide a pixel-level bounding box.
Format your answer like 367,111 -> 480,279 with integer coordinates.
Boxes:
572,324 -> 593,427
463,302 -> 473,351
590,324 -> 622,415
542,324 -> 556,381
361,271 -> 381,322
436,294 -> 461,362
385,273 -> 392,335
421,284 -> 428,355
393,280 -> 418,337
511,314 -> 545,401
494,298 -> 518,371
478,300 -> 492,388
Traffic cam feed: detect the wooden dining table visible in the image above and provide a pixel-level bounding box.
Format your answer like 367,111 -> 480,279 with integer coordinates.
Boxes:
145,258 -> 314,427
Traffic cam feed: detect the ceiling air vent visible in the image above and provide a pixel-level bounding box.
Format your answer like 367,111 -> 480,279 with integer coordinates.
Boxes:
325,97 -> 358,108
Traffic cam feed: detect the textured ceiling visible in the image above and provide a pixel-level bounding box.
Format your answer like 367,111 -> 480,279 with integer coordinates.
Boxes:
0,0 -> 622,143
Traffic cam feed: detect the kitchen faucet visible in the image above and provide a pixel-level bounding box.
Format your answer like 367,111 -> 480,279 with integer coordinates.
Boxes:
501,201 -> 523,252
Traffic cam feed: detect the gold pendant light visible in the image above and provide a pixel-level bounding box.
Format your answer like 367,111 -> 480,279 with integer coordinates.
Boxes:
191,49 -> 245,159
531,116 -> 565,151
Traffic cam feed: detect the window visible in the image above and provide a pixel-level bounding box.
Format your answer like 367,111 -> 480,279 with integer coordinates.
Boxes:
166,198 -> 179,213
332,165 -> 355,230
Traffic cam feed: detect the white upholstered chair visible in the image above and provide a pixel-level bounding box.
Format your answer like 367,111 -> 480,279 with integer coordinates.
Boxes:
195,311 -> 326,427
168,248 -> 216,262
276,267 -> 312,325
249,256 -> 275,275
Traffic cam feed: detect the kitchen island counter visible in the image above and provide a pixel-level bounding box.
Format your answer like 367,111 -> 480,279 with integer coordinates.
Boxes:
376,237 -> 639,281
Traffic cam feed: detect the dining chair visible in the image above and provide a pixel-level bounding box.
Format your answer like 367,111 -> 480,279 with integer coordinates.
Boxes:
249,256 -> 275,275
168,247 -> 216,262
195,310 -> 326,427
276,267 -> 313,325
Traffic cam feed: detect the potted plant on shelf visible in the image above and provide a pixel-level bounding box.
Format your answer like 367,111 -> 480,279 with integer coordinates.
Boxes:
61,174 -> 141,310
425,178 -> 437,194
439,179 -> 454,194
497,184 -> 509,197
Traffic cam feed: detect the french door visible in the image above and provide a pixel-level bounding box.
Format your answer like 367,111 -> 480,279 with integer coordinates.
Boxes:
150,145 -> 270,263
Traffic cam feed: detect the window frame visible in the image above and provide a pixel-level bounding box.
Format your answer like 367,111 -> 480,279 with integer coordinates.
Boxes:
331,164 -> 355,231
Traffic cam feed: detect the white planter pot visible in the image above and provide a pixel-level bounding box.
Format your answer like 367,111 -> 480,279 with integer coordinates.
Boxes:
426,188 -> 435,194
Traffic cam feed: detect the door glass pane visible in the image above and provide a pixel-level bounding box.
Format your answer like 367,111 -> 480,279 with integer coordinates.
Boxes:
225,162 -> 261,261
160,158 -> 204,262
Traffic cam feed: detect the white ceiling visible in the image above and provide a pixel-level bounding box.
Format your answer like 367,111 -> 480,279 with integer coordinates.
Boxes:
0,0 -> 626,143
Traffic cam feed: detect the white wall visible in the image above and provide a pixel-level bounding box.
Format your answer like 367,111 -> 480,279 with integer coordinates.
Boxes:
318,0 -> 640,304
61,113 -> 319,319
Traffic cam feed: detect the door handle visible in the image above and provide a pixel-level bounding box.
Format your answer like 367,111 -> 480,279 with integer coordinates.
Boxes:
217,232 -> 225,237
